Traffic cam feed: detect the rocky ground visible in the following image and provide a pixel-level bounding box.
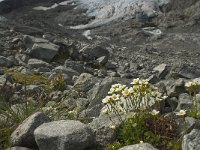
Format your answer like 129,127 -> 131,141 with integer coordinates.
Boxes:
0,0 -> 200,150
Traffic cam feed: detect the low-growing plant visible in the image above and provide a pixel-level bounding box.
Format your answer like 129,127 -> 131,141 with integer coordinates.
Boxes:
50,72 -> 67,91
102,78 -> 181,150
185,79 -> 200,119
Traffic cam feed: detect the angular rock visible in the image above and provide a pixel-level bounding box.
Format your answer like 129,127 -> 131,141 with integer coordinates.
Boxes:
28,58 -> 52,69
64,60 -> 85,73
88,77 -> 130,108
182,129 -> 200,150
34,120 -> 94,150
170,63 -> 200,79
168,78 -> 187,97
96,56 -> 108,66
89,114 -> 122,147
29,43 -> 59,62
153,64 -> 170,79
23,35 -> 60,62
10,112 -> 50,148
79,45 -> 109,61
0,55 -> 13,67
148,75 -> 159,84
73,73 -> 98,92
176,93 -> 193,111
119,143 -> 158,150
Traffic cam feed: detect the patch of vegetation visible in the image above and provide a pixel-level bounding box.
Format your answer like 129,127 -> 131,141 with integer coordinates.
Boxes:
0,127 -> 12,150
50,72 -> 67,91
6,68 -> 49,86
101,78 -> 182,150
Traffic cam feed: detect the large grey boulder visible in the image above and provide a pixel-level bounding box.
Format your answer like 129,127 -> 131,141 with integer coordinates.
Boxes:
79,45 -> 109,61
23,35 -> 60,62
182,129 -> 200,150
89,114 -> 122,147
73,73 -> 98,92
34,120 -> 94,150
88,77 -> 130,108
170,63 -> 200,79
119,143 -> 158,150
10,112 -> 50,148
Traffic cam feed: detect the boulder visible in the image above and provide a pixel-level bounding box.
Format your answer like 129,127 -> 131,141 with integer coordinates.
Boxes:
73,73 -> 98,92
168,78 -> 187,97
0,55 -> 13,67
34,120 -> 94,150
176,93 -> 193,111
29,43 -> 59,62
153,64 -> 171,79
23,35 -> 60,62
182,129 -> 200,150
79,45 -> 109,61
89,114 -> 122,147
28,58 -> 52,69
119,143 -> 158,150
88,77 -> 130,108
170,63 -> 200,79
10,112 -> 50,148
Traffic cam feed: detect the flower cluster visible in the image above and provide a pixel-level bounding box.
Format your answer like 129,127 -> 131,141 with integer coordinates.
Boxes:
102,78 -> 166,117
185,79 -> 200,92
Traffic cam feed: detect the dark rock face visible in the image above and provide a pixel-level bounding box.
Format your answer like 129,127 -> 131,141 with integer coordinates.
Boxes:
0,0 -> 23,14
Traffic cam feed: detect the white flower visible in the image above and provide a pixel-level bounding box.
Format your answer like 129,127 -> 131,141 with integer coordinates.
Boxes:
108,87 -> 115,94
140,141 -> 144,144
102,96 -> 111,104
111,84 -> 121,89
110,125 -> 116,130
101,108 -> 108,114
176,110 -> 186,116
150,109 -> 160,116
162,95 -> 168,99
111,94 -> 120,101
185,81 -> 194,88
128,87 -> 134,94
122,88 -> 130,97
131,78 -> 140,85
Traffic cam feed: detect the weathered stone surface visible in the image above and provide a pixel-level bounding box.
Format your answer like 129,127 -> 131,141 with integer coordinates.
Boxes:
10,112 -> 50,148
23,35 -> 60,62
89,114 -> 122,147
73,73 -> 98,92
28,58 -> 52,69
6,147 -> 36,150
182,129 -> 200,150
153,64 -> 170,79
79,45 -> 109,60
119,143 -> 158,150
34,120 -> 94,150
170,63 -> 200,79
176,93 -> 193,111
168,78 -> 186,97
0,55 -> 13,67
